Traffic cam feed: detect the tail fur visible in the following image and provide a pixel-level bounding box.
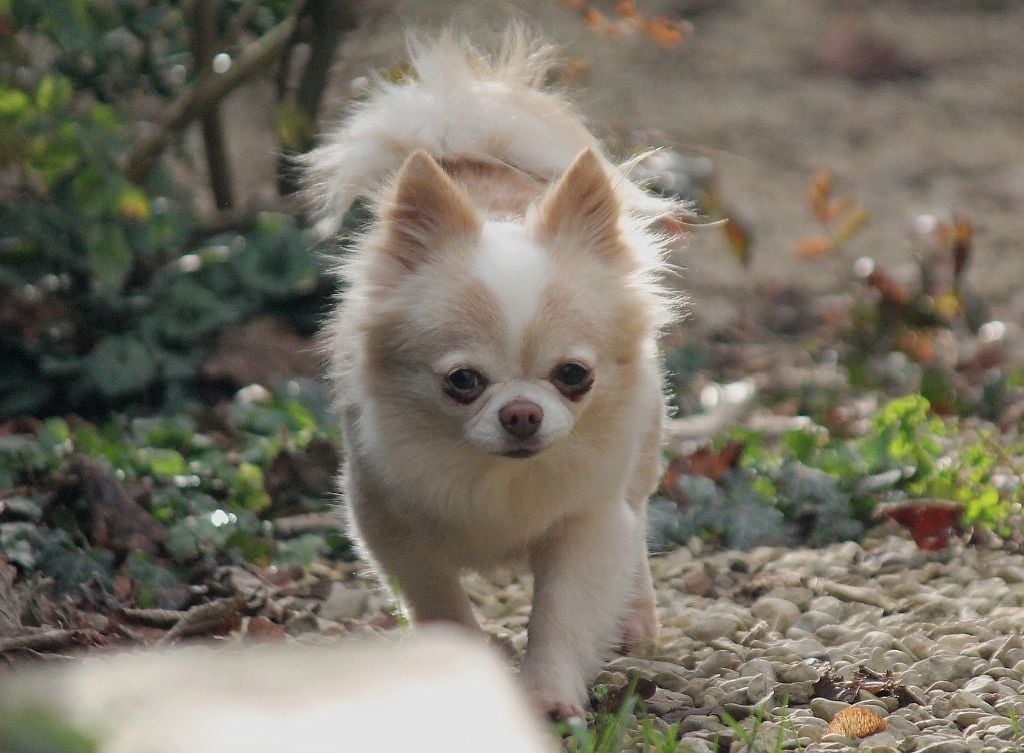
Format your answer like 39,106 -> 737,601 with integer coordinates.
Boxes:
302,27 -> 682,236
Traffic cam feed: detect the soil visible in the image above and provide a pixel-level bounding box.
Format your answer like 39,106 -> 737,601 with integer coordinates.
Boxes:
214,0 -> 1024,328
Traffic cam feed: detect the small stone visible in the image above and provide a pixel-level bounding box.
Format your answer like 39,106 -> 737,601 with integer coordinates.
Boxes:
739,658 -> 777,680
909,655 -> 977,686
931,697 -> 953,718
897,634 -> 937,660
796,610 -> 834,632
774,681 -> 814,705
821,581 -> 899,611
697,649 -> 741,676
679,566 -> 714,596
952,690 -> 996,714
820,732 -> 852,743
652,671 -> 687,692
688,616 -> 740,642
680,714 -> 725,733
866,731 -> 900,749
810,697 -> 851,721
744,673 -> 772,703
953,710 -> 987,728
963,676 -> 997,694
318,583 -> 371,622
917,741 -> 973,753
777,662 -> 819,683
751,597 -> 802,633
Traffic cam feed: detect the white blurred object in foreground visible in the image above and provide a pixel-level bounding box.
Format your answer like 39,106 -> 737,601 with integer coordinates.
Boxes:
0,627 -> 553,753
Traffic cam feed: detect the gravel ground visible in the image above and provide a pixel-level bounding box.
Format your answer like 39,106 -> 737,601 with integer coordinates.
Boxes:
440,525 -> 1024,752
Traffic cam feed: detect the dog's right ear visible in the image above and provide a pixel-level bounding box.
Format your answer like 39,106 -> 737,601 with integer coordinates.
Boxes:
383,150 -> 481,269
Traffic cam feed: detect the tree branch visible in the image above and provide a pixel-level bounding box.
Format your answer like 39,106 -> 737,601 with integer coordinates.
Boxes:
193,0 -> 234,209
125,7 -> 302,185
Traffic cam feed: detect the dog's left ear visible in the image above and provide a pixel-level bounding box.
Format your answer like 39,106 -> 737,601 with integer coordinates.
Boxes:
536,148 -> 625,261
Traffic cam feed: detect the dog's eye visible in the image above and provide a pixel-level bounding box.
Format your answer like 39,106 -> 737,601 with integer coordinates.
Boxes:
551,362 -> 593,399
444,368 -> 487,403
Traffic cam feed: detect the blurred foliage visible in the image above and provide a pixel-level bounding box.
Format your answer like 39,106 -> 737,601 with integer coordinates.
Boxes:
0,704 -> 97,753
0,0 -> 330,419
0,383 -> 347,596
652,395 -> 1022,551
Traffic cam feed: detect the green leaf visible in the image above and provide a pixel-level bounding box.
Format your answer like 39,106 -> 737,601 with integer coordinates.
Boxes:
231,462 -> 270,513
136,447 -> 187,477
165,514 -> 231,563
0,705 -> 98,753
35,75 -> 72,113
120,551 -> 183,609
0,87 -> 30,118
85,223 -> 133,293
82,336 -> 157,399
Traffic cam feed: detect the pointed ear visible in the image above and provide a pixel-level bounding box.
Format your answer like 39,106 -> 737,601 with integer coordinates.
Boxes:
384,150 -> 481,269
536,148 -> 624,259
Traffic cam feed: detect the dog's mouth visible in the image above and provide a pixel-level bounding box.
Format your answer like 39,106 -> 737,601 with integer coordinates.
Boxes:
503,448 -> 539,459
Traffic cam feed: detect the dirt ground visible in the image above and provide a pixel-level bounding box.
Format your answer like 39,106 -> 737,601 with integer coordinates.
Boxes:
217,0 -> 1024,328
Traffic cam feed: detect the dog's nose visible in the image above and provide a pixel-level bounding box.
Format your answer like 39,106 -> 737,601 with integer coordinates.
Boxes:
499,400 -> 543,439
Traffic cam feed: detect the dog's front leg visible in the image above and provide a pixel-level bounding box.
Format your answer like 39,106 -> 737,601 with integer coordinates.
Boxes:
520,503 -> 638,720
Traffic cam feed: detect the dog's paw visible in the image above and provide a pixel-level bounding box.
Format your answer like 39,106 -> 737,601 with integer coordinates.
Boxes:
529,690 -> 586,723
619,597 -> 659,653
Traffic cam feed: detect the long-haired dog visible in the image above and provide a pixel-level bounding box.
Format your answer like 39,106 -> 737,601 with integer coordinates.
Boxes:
304,29 -> 682,719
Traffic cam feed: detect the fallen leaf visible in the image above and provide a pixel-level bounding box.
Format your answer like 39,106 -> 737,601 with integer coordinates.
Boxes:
722,217 -> 752,267
824,706 -> 887,737
797,236 -> 834,259
71,455 -> 166,556
867,269 -> 910,307
246,616 -> 287,644
876,499 -> 962,551
951,213 -> 972,283
264,437 -> 341,511
662,439 -> 746,497
0,559 -> 20,632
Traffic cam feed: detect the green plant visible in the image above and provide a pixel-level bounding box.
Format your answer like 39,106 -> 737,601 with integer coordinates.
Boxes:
654,394 -> 1020,550
0,383 -> 346,594
0,1 -> 335,419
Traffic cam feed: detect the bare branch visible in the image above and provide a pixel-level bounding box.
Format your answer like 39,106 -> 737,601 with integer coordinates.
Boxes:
125,8 -> 302,184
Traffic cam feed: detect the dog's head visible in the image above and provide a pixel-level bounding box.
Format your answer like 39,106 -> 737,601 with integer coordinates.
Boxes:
353,148 -> 667,460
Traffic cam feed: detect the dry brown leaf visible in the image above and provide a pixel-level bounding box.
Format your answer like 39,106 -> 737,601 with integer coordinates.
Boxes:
824,707 -> 887,737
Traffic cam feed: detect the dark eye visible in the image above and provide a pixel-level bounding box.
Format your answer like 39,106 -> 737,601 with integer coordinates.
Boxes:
551,362 -> 593,399
443,368 -> 488,403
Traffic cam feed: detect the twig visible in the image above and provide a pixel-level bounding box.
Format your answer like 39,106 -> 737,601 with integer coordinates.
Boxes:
275,0 -> 356,195
116,607 -> 187,628
158,596 -> 244,644
273,511 -> 339,538
224,0 -> 262,48
193,0 -> 234,209
185,198 -> 299,246
125,7 -> 302,184
0,629 -> 99,654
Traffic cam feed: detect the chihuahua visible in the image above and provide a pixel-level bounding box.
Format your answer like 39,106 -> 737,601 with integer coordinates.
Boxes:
304,29 -> 682,719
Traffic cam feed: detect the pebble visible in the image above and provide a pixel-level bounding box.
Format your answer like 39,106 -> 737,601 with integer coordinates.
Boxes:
751,597 -> 802,633
457,535 -> 1024,751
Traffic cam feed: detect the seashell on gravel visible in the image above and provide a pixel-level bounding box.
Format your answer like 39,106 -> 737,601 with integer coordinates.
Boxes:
824,706 -> 888,737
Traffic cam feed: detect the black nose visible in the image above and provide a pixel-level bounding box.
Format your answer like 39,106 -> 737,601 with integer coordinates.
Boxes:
498,400 -> 543,439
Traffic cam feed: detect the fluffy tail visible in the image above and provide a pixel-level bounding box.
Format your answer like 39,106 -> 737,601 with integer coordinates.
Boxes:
302,28 -> 681,235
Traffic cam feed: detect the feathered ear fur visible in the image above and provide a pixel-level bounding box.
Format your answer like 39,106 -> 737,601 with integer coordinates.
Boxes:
384,150 -> 481,269
535,148 -> 625,262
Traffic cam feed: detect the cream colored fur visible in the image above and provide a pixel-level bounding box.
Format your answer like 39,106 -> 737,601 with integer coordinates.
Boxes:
306,29 -> 683,719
